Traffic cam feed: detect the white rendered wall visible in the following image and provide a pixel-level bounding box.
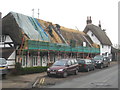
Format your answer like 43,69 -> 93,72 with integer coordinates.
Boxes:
87,30 -> 101,45
87,30 -> 111,55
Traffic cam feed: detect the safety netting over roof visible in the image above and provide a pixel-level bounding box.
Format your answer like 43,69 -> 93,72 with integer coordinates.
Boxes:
10,12 -> 50,42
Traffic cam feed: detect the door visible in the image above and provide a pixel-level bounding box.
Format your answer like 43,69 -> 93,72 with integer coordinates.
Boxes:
66,60 -> 72,74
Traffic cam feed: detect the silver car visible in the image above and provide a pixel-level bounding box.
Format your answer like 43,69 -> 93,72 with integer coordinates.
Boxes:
0,58 -> 8,78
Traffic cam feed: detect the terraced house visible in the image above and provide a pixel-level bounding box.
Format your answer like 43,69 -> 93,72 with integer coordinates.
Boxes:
1,12 -> 103,68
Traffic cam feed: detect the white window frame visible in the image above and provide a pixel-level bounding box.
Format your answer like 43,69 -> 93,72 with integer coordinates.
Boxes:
22,56 -> 27,67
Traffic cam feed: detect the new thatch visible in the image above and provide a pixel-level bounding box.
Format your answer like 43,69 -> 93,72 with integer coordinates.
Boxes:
2,12 -> 94,48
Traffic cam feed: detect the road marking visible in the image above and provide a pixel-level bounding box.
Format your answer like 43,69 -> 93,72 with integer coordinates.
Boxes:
39,78 -> 45,85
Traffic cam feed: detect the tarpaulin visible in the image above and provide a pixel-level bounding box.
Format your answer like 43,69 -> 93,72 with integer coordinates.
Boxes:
11,12 -> 50,42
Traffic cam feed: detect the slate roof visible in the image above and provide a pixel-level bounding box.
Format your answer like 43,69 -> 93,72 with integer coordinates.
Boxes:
84,24 -> 112,45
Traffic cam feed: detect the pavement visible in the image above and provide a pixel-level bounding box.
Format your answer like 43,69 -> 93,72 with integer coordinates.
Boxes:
1,61 -> 118,89
1,72 -> 46,88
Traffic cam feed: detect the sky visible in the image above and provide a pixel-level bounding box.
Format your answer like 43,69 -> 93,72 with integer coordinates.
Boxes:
0,0 -> 119,45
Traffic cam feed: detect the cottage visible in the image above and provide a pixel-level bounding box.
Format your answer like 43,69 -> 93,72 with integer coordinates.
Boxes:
84,16 -> 112,60
2,12 -> 100,68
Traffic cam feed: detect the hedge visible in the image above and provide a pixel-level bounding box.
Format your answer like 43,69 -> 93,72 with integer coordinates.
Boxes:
20,66 -> 49,75
12,62 -> 49,75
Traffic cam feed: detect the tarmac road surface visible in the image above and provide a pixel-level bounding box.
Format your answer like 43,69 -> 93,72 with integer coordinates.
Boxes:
49,63 -> 118,88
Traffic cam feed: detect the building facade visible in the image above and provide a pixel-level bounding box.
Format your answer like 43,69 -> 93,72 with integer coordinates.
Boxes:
2,12 -> 101,68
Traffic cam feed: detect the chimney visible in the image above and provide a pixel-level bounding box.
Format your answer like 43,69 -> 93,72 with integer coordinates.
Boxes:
90,16 -> 92,23
98,20 -> 101,28
86,16 -> 92,24
103,29 -> 106,32
0,12 -> 2,19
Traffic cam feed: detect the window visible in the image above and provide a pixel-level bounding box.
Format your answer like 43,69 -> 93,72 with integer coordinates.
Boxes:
74,59 -> 78,64
78,60 -> 85,64
67,61 -> 72,65
102,45 -> 104,48
71,60 -> 75,65
33,56 -> 38,66
53,60 -> 66,66
22,56 -> 27,67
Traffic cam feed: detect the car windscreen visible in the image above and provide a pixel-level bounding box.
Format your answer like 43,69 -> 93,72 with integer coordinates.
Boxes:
53,60 -> 66,66
93,56 -> 103,60
78,60 -> 85,64
0,58 -> 7,65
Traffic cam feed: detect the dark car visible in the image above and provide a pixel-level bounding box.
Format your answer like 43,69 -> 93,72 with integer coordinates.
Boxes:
77,59 -> 95,72
91,59 -> 96,67
93,55 -> 110,69
0,58 -> 8,79
47,59 -> 79,78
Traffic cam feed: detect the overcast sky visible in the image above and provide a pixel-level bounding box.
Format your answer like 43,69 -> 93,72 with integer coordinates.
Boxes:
0,0 -> 119,45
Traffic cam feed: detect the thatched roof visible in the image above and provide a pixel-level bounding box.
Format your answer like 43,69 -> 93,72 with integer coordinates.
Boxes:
2,12 -> 94,48
60,26 -> 93,47
0,47 -> 14,59
2,13 -> 23,45
84,24 -> 112,45
2,12 -> 50,45
37,19 -> 64,43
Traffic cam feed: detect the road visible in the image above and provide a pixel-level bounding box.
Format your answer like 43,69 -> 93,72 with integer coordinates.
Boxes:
49,63 -> 118,88
1,61 -> 118,89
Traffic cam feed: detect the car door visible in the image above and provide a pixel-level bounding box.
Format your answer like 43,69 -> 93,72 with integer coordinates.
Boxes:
85,60 -> 90,70
103,57 -> 107,66
88,60 -> 92,70
104,57 -> 109,66
66,60 -> 72,74
71,59 -> 77,72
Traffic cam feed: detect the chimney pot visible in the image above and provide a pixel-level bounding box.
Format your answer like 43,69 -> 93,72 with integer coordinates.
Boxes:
86,16 -> 92,25
99,20 -> 101,28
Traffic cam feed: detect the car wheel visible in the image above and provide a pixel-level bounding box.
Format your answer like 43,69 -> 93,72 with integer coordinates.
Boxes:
74,69 -> 78,75
2,74 -> 6,79
106,64 -> 108,67
87,68 -> 90,72
107,63 -> 110,67
47,74 -> 51,77
63,72 -> 67,78
100,64 -> 103,69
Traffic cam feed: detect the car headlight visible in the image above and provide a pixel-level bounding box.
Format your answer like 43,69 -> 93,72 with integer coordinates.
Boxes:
58,69 -> 64,71
47,68 -> 50,71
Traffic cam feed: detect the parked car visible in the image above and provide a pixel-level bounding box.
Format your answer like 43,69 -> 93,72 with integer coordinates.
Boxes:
47,59 -> 79,78
93,55 -> 110,69
0,58 -> 8,79
77,59 -> 95,72
91,59 -> 96,67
